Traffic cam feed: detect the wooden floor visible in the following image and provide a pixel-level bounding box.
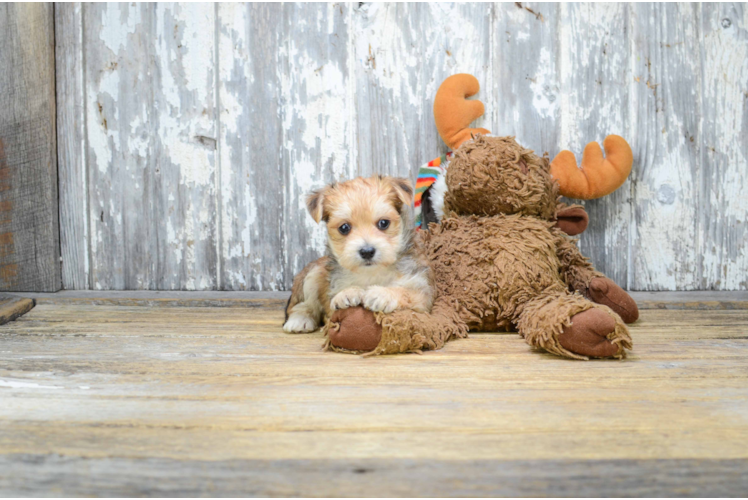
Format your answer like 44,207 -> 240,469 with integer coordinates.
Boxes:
1,293 -> 747,497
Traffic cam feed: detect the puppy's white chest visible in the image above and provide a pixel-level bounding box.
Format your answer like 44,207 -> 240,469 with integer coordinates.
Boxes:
331,267 -> 400,293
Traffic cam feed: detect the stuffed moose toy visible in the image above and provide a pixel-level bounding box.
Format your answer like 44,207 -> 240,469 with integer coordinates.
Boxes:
314,74 -> 639,360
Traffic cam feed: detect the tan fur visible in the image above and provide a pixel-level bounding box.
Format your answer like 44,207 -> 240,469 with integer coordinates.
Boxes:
284,176 -> 433,333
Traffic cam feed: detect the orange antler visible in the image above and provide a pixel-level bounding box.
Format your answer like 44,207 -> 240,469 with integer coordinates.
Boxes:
434,74 -> 491,150
550,135 -> 633,199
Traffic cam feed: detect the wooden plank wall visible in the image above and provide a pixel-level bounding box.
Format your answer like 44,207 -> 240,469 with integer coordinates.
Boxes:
55,3 -> 748,291
0,3 -> 60,291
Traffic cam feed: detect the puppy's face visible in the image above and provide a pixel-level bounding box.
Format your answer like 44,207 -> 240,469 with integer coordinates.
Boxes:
307,176 -> 413,271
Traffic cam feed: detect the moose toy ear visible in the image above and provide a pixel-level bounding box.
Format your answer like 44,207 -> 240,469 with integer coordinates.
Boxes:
554,206 -> 589,235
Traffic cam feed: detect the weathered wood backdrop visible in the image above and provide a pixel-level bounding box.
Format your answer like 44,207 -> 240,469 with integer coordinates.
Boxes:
0,3 -> 59,291
55,2 -> 748,291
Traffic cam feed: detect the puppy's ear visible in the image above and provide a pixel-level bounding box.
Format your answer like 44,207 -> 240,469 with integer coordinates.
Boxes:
388,177 -> 414,212
306,187 -> 328,223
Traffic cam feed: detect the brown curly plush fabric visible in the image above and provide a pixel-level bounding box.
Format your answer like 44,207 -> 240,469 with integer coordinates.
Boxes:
444,135 -> 558,220
324,135 -> 635,359
371,299 -> 469,355
556,234 -> 605,293
324,300 -> 468,356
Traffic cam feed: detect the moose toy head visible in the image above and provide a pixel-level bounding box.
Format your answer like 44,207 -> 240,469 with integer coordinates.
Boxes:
428,74 -> 633,234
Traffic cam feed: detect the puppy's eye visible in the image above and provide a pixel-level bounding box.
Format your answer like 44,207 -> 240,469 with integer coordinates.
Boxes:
338,223 -> 351,235
377,219 -> 390,230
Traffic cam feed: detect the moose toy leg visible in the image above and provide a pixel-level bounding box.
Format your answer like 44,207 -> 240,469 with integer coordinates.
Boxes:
325,300 -> 468,355
556,235 -> 639,323
587,277 -> 639,324
516,289 -> 632,360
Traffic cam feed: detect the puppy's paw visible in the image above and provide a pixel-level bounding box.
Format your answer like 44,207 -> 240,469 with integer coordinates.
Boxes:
363,286 -> 399,313
330,287 -> 365,310
283,313 -> 318,333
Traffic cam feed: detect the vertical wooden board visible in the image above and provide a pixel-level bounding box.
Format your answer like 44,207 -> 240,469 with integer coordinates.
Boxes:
700,4 -> 748,290
215,3 -> 248,290
353,3 -> 493,181
279,3 -> 355,285
629,4 -> 701,290
49,1 -> 748,292
85,3 -> 218,290
492,3 -> 561,150
56,3 -> 89,290
556,3 -> 632,288
0,3 -> 60,291
151,3 -> 217,290
84,3 -> 155,289
217,4 -> 285,290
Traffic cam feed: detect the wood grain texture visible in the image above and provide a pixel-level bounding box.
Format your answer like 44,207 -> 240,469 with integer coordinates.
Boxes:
0,3 -> 60,292
630,3 -> 702,290
84,3 -> 150,290
56,3 -> 89,291
18,290 -> 290,309
281,3 -> 355,285
11,289 -> 748,309
0,302 -> 747,496
217,3 -> 285,291
83,3 -> 219,291
493,3 -> 561,152
558,3 -> 632,288
55,3 -> 748,291
354,3 -> 493,180
2,456 -> 747,497
151,3 -> 219,291
700,3 -> 748,290
0,295 -> 34,324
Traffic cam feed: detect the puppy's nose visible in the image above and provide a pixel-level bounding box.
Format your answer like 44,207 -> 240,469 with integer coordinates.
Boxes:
359,246 -> 376,261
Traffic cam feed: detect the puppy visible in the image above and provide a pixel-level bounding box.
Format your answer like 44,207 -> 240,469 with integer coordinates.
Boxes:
283,175 -> 434,333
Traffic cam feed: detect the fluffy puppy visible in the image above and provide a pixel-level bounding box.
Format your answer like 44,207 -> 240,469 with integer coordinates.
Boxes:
283,176 -> 433,333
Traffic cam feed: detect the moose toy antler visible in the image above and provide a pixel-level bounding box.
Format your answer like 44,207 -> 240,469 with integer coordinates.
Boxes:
433,73 -> 633,200
433,74 -> 490,151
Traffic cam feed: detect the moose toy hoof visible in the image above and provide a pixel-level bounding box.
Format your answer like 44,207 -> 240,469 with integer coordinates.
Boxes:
328,307 -> 382,352
559,308 -> 620,358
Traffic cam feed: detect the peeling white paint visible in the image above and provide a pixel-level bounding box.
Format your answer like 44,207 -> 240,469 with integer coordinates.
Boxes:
98,3 -> 141,53
60,3 -> 748,291
700,4 -> 748,289
217,3 -> 255,289
278,3 -> 357,278
529,47 -> 557,119
167,218 -> 180,266
176,6 -> 215,99
558,4 -> 629,154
